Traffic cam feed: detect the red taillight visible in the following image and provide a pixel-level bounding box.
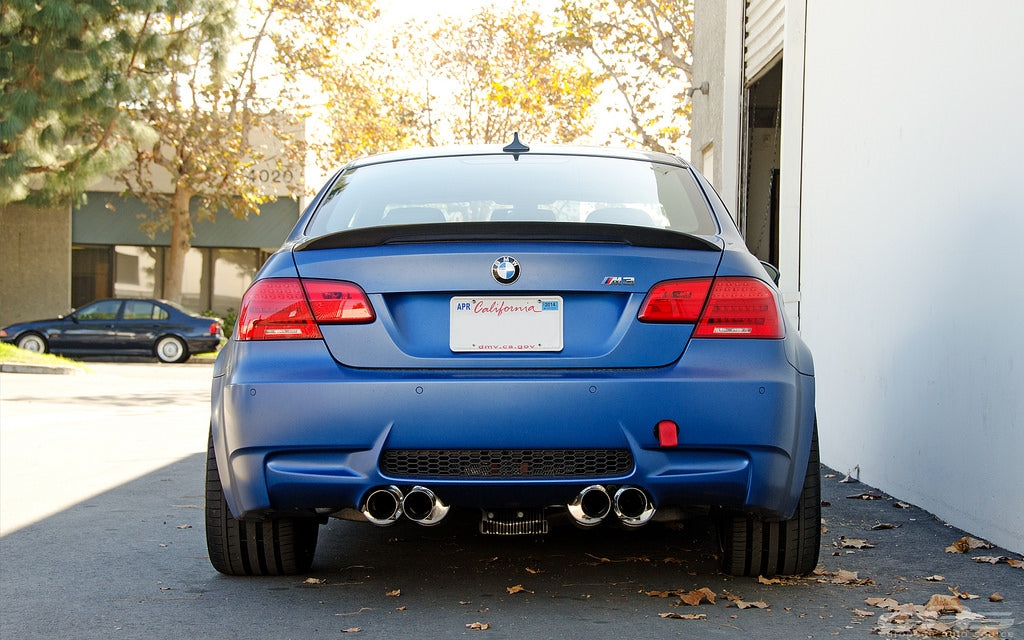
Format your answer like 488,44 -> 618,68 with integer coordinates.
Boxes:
302,279 -> 375,324
637,278 -> 712,323
209,322 -> 221,335
639,277 -> 783,339
236,278 -> 322,341
693,277 -> 784,338
235,278 -> 375,341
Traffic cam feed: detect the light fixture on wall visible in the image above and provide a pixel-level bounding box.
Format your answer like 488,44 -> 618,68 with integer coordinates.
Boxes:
687,81 -> 710,98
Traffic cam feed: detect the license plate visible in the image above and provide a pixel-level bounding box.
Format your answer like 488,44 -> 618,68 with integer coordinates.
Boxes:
450,296 -> 563,352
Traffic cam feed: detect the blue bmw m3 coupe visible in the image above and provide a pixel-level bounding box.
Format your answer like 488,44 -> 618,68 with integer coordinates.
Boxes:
206,137 -> 819,577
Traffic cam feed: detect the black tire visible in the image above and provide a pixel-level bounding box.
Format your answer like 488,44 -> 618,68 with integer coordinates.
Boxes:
16,332 -> 47,353
718,423 -> 821,577
205,431 -> 319,575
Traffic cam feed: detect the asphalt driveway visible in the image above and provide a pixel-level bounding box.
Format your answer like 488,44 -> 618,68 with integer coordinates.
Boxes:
1,363 -> 1021,638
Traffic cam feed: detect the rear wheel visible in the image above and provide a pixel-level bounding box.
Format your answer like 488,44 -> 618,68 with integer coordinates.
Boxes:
16,332 -> 47,353
205,431 -> 319,575
718,423 -> 821,576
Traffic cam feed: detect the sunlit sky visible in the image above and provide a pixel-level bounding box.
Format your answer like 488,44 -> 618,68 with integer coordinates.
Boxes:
375,0 -> 555,22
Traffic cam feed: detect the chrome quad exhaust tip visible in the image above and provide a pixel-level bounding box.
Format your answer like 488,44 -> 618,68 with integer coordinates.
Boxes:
613,486 -> 656,527
361,485 -> 404,526
401,486 -> 450,526
567,485 -> 613,527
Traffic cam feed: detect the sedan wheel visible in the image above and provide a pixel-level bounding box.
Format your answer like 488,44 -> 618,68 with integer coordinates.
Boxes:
16,333 -> 47,353
155,335 -> 188,363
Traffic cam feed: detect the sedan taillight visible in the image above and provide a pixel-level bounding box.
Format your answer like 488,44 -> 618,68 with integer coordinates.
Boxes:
235,278 -> 374,341
639,277 -> 784,339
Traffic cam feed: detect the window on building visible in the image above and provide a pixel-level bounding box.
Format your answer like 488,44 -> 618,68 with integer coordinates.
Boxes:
73,244 -> 265,315
114,247 -> 161,299
71,246 -> 113,308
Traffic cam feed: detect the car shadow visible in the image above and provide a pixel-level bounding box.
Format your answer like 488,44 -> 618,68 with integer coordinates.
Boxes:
2,457 -> 1020,640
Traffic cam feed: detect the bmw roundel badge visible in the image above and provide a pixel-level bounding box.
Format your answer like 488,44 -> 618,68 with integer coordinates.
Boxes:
492,256 -> 521,285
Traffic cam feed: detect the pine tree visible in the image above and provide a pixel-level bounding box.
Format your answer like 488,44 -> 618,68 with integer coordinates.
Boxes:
0,0 -> 178,206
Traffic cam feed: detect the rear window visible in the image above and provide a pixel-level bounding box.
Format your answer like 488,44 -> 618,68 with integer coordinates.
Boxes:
305,154 -> 718,237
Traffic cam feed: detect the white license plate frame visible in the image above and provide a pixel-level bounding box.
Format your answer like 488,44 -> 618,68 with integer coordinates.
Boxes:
450,296 -> 564,352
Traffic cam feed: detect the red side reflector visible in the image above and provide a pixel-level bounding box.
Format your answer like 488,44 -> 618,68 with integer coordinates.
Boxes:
638,278 -> 712,323
656,420 -> 679,447
693,277 -> 784,339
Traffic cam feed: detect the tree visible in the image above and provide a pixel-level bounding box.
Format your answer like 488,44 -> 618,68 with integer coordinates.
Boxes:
341,2 -> 599,153
118,0 -> 373,303
558,0 -> 693,154
0,0 -> 175,206
430,4 -> 599,145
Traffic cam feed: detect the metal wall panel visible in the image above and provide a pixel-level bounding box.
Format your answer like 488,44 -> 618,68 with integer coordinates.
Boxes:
745,0 -> 785,83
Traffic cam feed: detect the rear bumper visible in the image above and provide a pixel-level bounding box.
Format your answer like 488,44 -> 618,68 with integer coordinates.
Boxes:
211,339 -> 815,521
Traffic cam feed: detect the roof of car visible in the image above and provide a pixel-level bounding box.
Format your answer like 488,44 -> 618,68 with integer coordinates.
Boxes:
343,143 -> 689,171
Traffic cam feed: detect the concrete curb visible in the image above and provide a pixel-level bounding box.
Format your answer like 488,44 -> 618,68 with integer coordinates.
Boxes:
0,362 -> 82,375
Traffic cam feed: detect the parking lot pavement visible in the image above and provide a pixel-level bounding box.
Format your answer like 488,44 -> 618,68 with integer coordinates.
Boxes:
1,363 -> 1022,639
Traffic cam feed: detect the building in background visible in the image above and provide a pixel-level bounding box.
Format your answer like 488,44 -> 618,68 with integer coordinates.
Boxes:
690,0 -> 1023,552
1,120 -> 324,327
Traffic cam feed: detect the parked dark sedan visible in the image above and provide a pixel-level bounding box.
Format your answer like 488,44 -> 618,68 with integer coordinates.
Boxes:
0,298 -> 223,363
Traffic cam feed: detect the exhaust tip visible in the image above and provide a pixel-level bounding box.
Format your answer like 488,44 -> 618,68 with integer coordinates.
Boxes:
361,485 -> 403,526
401,486 -> 449,526
613,486 -> 655,527
567,485 -> 612,527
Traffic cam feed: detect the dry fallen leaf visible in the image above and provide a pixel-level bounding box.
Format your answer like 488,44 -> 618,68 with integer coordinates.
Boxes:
679,587 -> 716,606
949,587 -> 980,600
341,628 -> 361,633
838,536 -> 876,549
395,606 -> 407,611
853,608 -> 875,618
945,536 -> 992,554
506,585 -> 533,595
658,613 -> 706,620
989,592 -> 1004,602
459,601 -> 473,605
732,600 -> 770,610
892,501 -> 911,509
924,594 -> 963,614
915,621 -> 952,636
972,555 -> 1024,570
304,577 -> 326,585
644,590 -> 676,598
846,492 -> 883,500
466,622 -> 491,630
865,597 -> 900,610
176,524 -> 192,529
385,589 -> 401,597
525,567 -> 541,574
758,575 -> 784,585
816,568 -> 874,586
923,575 -> 944,582
870,522 -> 900,530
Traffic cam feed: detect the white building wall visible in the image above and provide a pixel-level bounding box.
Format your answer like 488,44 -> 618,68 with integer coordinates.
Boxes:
798,1 -> 1024,552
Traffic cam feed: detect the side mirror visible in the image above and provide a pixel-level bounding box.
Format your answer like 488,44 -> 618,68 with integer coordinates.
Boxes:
760,261 -> 781,285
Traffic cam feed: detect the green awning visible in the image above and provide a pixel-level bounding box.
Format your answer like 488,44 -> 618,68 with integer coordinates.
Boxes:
73,193 -> 300,249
